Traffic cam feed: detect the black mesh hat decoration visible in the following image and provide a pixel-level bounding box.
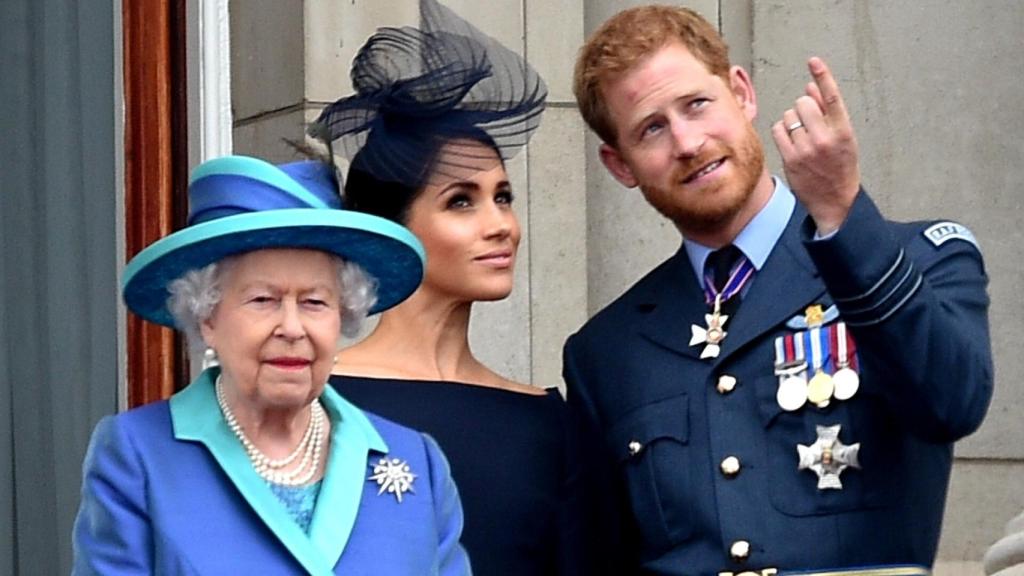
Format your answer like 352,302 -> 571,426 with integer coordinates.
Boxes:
309,0 -> 547,191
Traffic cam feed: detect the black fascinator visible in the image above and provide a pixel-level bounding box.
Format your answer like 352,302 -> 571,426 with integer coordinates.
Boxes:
310,0 -> 547,193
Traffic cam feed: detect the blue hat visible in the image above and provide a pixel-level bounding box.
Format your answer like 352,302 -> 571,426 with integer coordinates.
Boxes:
122,155 -> 426,327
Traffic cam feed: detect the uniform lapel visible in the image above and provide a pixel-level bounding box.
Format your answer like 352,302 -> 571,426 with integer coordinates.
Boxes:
717,206 -> 825,361
637,248 -> 710,360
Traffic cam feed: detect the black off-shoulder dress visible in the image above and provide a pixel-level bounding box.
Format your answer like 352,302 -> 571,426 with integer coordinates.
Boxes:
329,375 -> 590,576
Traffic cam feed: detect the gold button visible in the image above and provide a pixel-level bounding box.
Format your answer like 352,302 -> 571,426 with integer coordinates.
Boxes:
720,456 -> 741,477
628,440 -> 642,456
729,539 -> 751,562
717,374 -> 737,394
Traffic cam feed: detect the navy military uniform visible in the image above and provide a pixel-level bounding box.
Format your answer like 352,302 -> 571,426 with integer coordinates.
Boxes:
563,183 -> 992,576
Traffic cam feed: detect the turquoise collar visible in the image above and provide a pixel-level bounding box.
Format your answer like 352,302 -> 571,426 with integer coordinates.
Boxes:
170,368 -> 388,575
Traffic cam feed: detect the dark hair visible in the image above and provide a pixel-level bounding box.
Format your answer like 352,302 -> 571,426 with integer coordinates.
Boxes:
343,127 -> 503,225
343,164 -> 421,224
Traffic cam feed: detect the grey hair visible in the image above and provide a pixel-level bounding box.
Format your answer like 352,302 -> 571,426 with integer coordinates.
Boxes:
166,254 -> 378,354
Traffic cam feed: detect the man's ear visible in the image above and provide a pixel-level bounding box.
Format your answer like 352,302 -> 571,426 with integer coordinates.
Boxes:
729,65 -> 758,122
599,143 -> 639,188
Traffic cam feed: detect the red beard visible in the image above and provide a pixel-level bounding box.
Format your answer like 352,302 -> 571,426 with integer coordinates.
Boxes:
639,123 -> 765,236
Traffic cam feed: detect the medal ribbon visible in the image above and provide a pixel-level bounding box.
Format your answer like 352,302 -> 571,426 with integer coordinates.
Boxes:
833,323 -> 846,370
832,321 -> 858,371
789,333 -> 806,367
774,336 -> 786,369
703,254 -> 755,305
774,333 -> 806,372
805,325 -> 829,375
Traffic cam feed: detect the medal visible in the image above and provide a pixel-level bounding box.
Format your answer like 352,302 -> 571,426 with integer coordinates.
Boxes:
692,252 -> 756,360
831,322 -> 860,401
832,369 -> 858,401
689,294 -> 729,359
777,373 -> 809,412
805,324 -> 833,408
797,424 -> 861,490
806,371 -> 834,407
774,334 -> 808,411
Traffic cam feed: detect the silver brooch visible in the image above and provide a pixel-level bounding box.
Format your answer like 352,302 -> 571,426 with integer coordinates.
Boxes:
368,457 -> 417,503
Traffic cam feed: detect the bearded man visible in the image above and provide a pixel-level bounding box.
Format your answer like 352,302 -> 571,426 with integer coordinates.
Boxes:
563,6 -> 993,575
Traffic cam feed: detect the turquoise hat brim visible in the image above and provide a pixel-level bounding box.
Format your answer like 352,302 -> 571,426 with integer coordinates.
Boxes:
122,208 -> 425,327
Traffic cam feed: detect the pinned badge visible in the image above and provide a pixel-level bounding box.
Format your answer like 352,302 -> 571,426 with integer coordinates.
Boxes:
797,424 -> 860,490
785,304 -> 839,330
368,457 -> 417,503
805,305 -> 825,327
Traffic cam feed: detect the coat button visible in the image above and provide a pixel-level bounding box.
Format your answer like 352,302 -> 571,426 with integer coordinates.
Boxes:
628,440 -> 642,456
717,374 -> 737,394
729,540 -> 751,562
720,456 -> 741,478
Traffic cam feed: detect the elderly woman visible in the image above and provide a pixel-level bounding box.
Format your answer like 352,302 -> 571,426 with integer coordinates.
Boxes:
72,156 -> 471,575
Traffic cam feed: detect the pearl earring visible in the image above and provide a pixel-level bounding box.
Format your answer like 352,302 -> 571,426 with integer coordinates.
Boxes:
203,347 -> 219,369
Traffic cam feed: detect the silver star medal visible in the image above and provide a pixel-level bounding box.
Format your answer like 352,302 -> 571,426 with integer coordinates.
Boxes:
797,424 -> 861,490
368,457 -> 417,503
690,294 -> 728,359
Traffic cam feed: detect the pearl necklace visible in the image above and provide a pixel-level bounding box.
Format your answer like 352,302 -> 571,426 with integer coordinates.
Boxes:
215,376 -> 325,486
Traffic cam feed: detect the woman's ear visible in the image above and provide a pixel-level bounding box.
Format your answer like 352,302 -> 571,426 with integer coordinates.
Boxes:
199,318 -> 216,350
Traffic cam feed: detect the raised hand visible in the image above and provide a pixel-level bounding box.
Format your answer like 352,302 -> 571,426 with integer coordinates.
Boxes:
771,57 -> 860,235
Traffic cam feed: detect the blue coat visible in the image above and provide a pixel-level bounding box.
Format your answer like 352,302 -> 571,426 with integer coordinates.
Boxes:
73,369 -> 472,575
563,190 -> 992,575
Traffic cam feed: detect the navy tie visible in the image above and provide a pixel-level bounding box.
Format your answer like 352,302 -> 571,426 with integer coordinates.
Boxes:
705,245 -> 745,315
708,245 -> 743,293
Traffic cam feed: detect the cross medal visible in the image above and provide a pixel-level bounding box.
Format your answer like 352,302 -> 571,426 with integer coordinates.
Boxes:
690,294 -> 729,359
690,250 -> 754,360
797,424 -> 861,490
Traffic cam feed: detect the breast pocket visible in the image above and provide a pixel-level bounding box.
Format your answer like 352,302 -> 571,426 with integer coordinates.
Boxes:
754,375 -> 898,517
606,393 -> 692,553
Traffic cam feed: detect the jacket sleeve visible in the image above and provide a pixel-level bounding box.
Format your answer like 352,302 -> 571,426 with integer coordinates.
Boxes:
804,189 -> 993,442
562,337 -> 637,572
72,416 -> 154,575
422,433 -> 473,576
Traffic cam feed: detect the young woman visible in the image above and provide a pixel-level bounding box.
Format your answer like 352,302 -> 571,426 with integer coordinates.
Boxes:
311,1 -> 595,574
